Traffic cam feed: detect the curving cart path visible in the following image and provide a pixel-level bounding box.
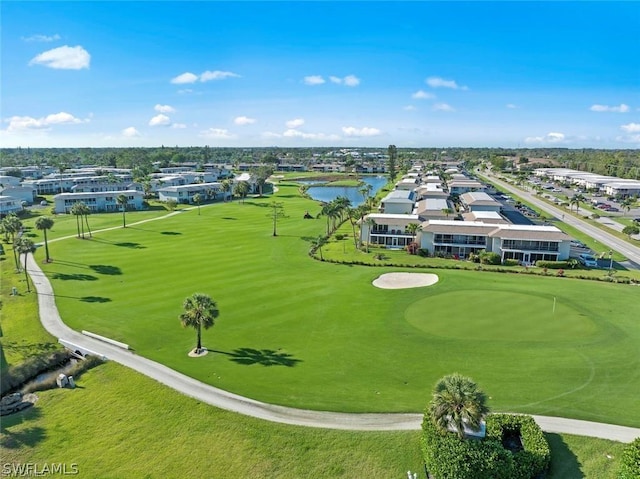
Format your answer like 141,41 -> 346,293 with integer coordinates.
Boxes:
23,247 -> 640,443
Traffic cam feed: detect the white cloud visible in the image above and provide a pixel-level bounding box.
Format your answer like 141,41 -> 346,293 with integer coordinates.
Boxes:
590,104 -> 630,113
178,89 -> 194,95
506,104 -> 517,109
341,126 -> 382,137
200,70 -> 240,82
171,123 -> 187,129
29,45 -> 90,70
426,76 -> 467,90
282,129 -> 340,140
234,116 -> 256,125
620,123 -> 640,133
154,104 -> 175,113
616,134 -> 640,144
403,105 -> 416,111
433,103 -> 455,112
261,131 -> 282,139
525,132 -> 566,144
200,128 -> 235,139
327,75 -> 360,86
5,112 -> 85,131
285,118 -> 305,129
149,114 -> 171,127
171,72 -> 199,84
303,75 -> 325,85
22,34 -> 61,42
412,90 -> 435,100
122,127 -> 140,138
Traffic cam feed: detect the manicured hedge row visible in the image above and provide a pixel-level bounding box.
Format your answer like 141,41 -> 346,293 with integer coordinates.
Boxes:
618,437 -> 640,479
486,414 -> 550,479
421,415 -> 513,479
421,414 -> 550,479
535,260 -> 571,269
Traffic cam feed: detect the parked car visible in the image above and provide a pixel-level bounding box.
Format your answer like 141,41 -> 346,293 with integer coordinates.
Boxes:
570,240 -> 587,249
606,207 -> 619,212
578,253 -> 598,267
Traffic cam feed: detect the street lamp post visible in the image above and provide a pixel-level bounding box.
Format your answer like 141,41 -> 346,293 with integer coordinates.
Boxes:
609,250 -> 613,272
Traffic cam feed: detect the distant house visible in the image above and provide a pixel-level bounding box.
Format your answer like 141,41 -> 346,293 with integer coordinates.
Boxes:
379,190 -> 415,215
414,198 -> 453,220
158,182 -> 227,204
447,179 -> 485,195
360,214 -> 421,248
419,221 -> 570,263
0,176 -> 22,188
0,185 -> 36,205
460,192 -> 501,213
53,190 -> 144,214
415,183 -> 448,200
0,196 -> 23,217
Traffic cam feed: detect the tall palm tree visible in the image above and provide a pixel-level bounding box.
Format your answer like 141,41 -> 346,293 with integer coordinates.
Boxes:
570,193 -> 586,213
70,202 -> 84,238
35,216 -> 54,263
234,181 -> 249,203
364,216 -> 377,253
621,198 -> 635,217
2,214 -> 22,269
310,235 -> 327,260
359,183 -> 373,203
116,194 -> 128,227
428,373 -> 489,440
222,180 -> 232,202
16,238 -> 36,292
193,193 -> 203,215
179,293 -> 219,354
80,203 -> 93,238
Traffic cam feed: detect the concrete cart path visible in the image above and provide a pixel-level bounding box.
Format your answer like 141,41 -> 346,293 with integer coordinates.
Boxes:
25,254 -> 640,442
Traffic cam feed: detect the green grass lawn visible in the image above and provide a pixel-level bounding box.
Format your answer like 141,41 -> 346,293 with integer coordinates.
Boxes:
0,362 -> 625,479
23,184 -> 640,427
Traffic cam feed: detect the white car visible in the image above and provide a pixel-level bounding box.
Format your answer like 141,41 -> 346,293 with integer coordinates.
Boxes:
578,253 -> 598,268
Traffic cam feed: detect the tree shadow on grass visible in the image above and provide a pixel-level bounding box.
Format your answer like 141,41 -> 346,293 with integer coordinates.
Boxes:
114,242 -> 145,249
79,296 -> 112,303
51,273 -> 98,281
546,433 -> 584,478
160,231 -> 182,235
89,264 -> 122,275
0,408 -> 46,450
221,217 -> 237,220
213,348 -> 302,367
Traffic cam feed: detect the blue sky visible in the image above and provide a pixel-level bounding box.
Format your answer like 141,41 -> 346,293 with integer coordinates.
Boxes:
1,1 -> 639,148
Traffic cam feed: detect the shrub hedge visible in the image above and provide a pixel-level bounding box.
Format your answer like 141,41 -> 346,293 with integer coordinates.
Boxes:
486,414 -> 550,479
421,413 -> 550,479
534,260 -> 571,269
618,437 -> 640,479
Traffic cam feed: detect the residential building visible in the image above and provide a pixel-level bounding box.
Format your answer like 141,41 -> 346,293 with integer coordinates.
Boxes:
158,182 -> 227,204
379,190 -> 415,214
360,214 -> 421,248
0,185 -> 36,205
53,190 -> 144,214
460,191 -> 501,213
0,196 -> 23,216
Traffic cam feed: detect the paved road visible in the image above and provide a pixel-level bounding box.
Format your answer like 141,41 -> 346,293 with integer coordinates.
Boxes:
480,171 -> 640,267
23,252 -> 640,442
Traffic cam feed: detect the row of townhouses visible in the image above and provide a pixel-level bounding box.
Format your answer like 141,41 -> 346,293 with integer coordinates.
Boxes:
359,165 -> 571,264
534,168 -> 640,198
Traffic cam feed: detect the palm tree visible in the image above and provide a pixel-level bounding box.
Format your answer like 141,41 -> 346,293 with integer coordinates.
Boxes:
406,222 -> 420,244
179,293 -> 219,354
570,193 -> 586,213
2,214 -> 22,269
310,235 -> 328,260
193,193 -> 203,215
35,216 -> 54,263
221,180 -> 232,202
116,194 -> 128,227
16,238 -> 36,292
70,202 -> 85,238
428,373 -> 489,440
441,208 -> 453,219
359,183 -> 373,203
234,181 -> 249,203
364,216 -> 377,253
621,198 -> 635,216
80,203 -> 93,238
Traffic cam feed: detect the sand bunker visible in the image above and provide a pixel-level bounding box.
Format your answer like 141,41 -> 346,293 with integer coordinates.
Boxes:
372,272 -> 439,289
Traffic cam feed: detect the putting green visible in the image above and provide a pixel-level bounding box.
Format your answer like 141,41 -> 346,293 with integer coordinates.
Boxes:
406,290 -> 598,341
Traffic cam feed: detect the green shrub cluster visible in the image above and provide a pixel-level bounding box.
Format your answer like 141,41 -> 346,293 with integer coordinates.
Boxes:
534,260 -> 571,269
479,251 -> 501,265
502,259 -> 520,266
486,414 -> 550,478
421,414 -> 550,479
421,416 -> 513,479
1,350 -> 70,395
618,437 -> 640,479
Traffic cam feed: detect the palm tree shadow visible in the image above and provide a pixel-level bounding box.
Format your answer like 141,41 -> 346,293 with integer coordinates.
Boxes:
545,433 -> 584,478
213,348 -> 302,367
0,408 -> 46,449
